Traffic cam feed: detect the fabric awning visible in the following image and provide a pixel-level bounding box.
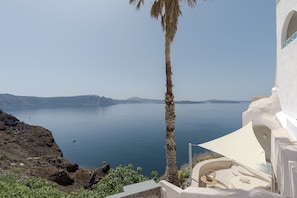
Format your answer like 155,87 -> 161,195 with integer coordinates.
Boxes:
199,122 -> 268,173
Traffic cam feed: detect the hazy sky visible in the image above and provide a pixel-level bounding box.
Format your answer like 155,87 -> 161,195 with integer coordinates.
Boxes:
0,0 -> 276,101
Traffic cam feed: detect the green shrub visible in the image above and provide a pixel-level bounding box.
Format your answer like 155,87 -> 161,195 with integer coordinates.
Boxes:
69,188 -> 101,198
0,173 -> 67,198
178,163 -> 190,188
93,164 -> 149,197
151,170 -> 160,183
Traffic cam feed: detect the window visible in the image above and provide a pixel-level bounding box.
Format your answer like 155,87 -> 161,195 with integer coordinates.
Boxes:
282,11 -> 297,48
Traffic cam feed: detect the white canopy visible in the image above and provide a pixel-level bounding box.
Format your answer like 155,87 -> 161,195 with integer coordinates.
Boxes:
199,122 -> 268,173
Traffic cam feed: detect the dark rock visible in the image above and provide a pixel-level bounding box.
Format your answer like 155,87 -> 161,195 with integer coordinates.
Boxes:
102,164 -> 110,173
1,114 -> 19,127
48,170 -> 74,186
66,163 -> 79,173
8,138 -> 18,143
45,138 -> 54,147
57,149 -> 63,157
27,137 -> 35,142
47,157 -> 64,169
0,125 -> 5,131
85,164 -> 110,189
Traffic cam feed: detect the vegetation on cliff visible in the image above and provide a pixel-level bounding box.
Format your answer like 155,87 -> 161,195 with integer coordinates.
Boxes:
0,164 -> 152,197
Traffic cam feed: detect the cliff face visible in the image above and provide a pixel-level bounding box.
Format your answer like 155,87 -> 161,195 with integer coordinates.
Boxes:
0,109 -> 63,158
0,109 -> 109,192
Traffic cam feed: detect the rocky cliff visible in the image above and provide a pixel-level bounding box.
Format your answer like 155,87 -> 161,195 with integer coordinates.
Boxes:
0,109 -> 109,192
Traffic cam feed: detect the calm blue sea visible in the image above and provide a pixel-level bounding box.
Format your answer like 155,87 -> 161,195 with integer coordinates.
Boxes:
8,102 -> 250,177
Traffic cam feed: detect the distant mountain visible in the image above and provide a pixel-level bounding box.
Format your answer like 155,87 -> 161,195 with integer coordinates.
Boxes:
206,99 -> 242,104
0,94 -> 116,110
175,100 -> 205,104
125,97 -> 246,104
126,97 -> 163,104
0,94 -> 248,111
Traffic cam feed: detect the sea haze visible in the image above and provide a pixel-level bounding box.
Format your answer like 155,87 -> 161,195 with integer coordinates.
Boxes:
8,102 -> 250,177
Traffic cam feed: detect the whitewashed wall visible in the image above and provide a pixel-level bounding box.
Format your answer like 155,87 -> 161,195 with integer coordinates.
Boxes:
275,0 -> 297,119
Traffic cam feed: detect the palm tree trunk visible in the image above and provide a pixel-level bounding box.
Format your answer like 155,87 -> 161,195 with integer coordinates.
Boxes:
164,31 -> 179,186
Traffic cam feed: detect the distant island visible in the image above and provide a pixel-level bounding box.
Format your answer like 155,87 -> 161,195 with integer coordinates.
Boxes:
0,94 -> 249,111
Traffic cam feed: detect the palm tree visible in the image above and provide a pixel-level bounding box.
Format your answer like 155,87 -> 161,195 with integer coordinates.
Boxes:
129,0 -> 197,185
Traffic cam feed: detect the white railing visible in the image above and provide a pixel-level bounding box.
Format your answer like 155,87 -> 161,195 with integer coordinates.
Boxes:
282,31 -> 297,48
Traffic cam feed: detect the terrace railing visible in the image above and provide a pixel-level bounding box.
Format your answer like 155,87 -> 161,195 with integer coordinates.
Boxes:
282,31 -> 297,48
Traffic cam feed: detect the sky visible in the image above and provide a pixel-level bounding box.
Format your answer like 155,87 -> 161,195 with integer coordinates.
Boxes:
0,0 -> 276,101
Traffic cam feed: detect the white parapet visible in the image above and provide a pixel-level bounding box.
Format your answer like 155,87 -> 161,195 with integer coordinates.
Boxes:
160,180 -> 285,198
271,127 -> 297,197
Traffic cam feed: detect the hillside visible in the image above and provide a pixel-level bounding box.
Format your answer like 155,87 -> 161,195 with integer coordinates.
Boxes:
0,109 -> 109,192
0,94 -> 247,111
0,94 -> 116,110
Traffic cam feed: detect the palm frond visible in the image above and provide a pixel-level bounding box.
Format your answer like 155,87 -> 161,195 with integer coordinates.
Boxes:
182,0 -> 197,8
129,0 -> 145,10
165,0 -> 181,41
130,0 -> 196,42
161,15 -> 166,32
151,0 -> 164,19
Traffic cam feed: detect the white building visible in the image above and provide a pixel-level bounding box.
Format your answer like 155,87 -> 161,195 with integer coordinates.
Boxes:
243,0 -> 297,197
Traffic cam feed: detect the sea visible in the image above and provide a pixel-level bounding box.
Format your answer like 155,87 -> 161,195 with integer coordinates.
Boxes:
8,102 -> 250,177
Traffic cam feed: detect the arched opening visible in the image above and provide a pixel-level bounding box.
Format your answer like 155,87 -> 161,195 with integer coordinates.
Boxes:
282,11 -> 297,48
287,12 -> 297,39
253,125 -> 271,162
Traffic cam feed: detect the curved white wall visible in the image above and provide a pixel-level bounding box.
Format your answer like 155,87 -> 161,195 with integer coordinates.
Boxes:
275,0 -> 297,118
